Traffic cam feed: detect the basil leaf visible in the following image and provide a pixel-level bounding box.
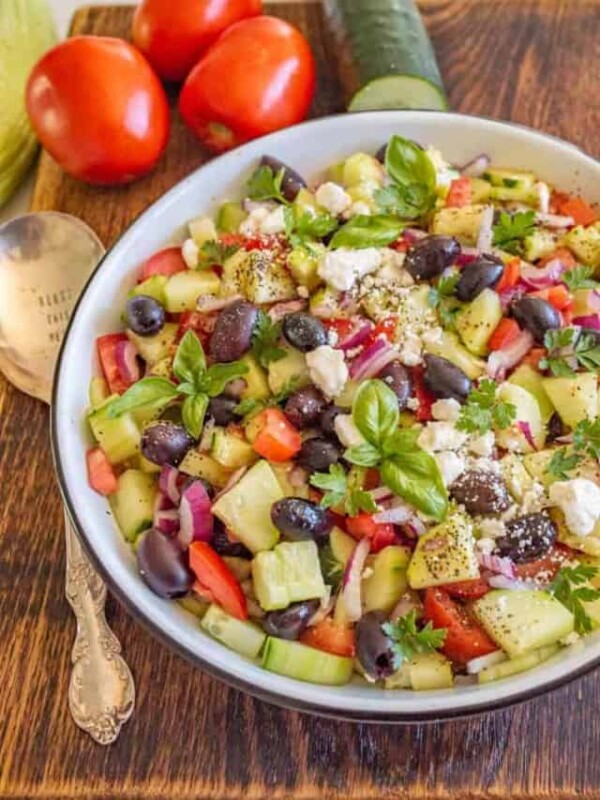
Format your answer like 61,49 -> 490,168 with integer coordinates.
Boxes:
381,427 -> 421,457
329,215 -> 405,250
200,361 -> 249,397
344,442 -> 382,467
177,381 -> 197,396
173,330 -> 206,385
352,379 -> 399,447
385,135 -> 436,191
380,451 -> 448,521
105,377 -> 179,418
181,393 -> 208,439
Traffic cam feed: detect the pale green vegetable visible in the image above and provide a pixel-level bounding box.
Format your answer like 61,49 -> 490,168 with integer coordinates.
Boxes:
0,0 -> 56,207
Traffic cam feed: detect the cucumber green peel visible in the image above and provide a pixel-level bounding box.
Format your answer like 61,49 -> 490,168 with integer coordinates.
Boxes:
0,0 -> 56,208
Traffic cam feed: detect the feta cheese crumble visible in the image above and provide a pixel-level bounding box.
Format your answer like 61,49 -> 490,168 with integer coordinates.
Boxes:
239,204 -> 272,237
418,421 -> 468,452
305,345 -> 349,399
334,415 -> 366,448
434,451 -> 465,487
315,182 -> 352,216
259,206 -> 287,235
398,331 -> 423,367
181,238 -> 199,268
468,431 -> 495,458
431,398 -> 461,422
549,479 -> 600,537
188,216 -> 217,246
318,247 -> 382,292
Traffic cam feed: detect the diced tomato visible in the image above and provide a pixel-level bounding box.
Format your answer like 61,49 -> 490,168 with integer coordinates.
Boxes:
411,365 -> 435,422
322,318 -> 354,341
440,578 -> 490,600
300,618 -> 356,657
539,247 -> 577,270
96,333 -> 132,395
139,246 -> 187,281
423,588 -> 497,664
561,307 -> 573,326
513,544 -> 572,582
389,238 -> 409,252
556,196 -> 598,227
363,468 -> 381,491
549,190 -> 570,215
86,447 -> 118,495
176,310 -> 216,347
521,347 -> 546,369
346,512 -> 396,552
364,316 -> 398,348
488,318 -> 522,352
495,257 -> 521,294
252,408 -> 302,462
445,176 -> 472,208
531,284 -> 572,311
188,542 -> 248,620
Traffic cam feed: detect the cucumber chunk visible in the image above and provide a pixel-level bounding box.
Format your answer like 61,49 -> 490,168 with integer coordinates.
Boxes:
563,223 -> 600,269
88,377 -> 109,409
109,470 -> 157,541
541,373 -> 598,428
363,545 -> 411,613
127,322 -> 178,366
330,525 -> 357,567
422,330 -> 485,380
478,645 -> 559,684
473,589 -> 574,657
349,75 -> 448,112
178,450 -> 233,488
455,288 -> 503,356
267,347 -> 311,395
211,427 -> 257,469
217,202 -> 247,234
252,540 -> 326,611
201,604 -> 266,659
164,270 -> 221,312
212,460 -> 283,553
88,401 -> 141,465
483,168 -> 536,190
129,275 -> 168,305
385,651 -> 454,690
495,383 -> 546,453
238,353 -> 270,401
262,637 -> 353,685
508,364 -> 555,423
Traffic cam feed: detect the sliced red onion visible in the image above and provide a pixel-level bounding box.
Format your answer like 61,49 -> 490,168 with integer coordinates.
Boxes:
115,340 -> 141,384
456,252 -> 479,267
459,153 -> 491,177
178,480 -> 213,547
573,314 -> 600,331
214,466 -> 248,501
404,517 -> 427,537
499,286 -> 524,311
403,228 -> 428,244
342,537 -> 370,622
517,420 -> 538,451
520,259 -> 565,289
197,293 -> 243,313
159,465 -> 181,505
154,508 -> 180,536
373,500 -> 413,524
486,330 -> 534,379
268,299 -> 307,321
337,318 -> 373,352
154,491 -> 176,513
488,574 -> 529,591
307,589 -> 335,627
466,650 -> 507,675
476,205 -> 495,253
555,433 -> 574,445
478,553 -> 517,579
350,337 -> 399,381
535,212 -> 574,228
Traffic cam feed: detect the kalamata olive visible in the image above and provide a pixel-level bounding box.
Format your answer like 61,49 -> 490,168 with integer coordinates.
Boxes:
297,437 -> 342,473
263,599 -> 321,640
377,360 -> 412,409
271,497 -> 333,543
141,421 -> 195,466
404,235 -> 461,281
282,312 -> 327,353
450,470 -> 511,515
260,155 -> 306,202
455,255 -> 505,301
125,294 -> 165,337
284,386 -> 327,429
319,405 -> 344,438
423,354 -> 472,403
355,610 -> 396,680
546,412 -> 566,443
494,513 -> 557,564
208,395 -> 238,426
211,519 -> 252,559
136,529 -> 193,598
512,296 -> 560,344
209,300 -> 258,362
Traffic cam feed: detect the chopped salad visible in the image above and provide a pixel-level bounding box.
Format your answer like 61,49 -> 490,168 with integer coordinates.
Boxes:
86,135 -> 600,690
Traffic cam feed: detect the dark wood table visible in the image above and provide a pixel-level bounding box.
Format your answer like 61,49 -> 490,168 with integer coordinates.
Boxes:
1,1 -> 599,798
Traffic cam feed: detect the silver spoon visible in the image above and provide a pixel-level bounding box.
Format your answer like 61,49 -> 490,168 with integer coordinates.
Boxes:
0,212 -> 135,744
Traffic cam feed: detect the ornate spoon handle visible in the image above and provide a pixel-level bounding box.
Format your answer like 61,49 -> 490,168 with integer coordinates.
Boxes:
64,511 -> 135,744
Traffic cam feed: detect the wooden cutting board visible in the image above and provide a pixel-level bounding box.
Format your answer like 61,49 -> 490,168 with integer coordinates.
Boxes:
1,1 -> 599,798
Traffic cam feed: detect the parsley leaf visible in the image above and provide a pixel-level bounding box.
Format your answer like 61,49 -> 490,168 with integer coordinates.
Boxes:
284,207 -> 338,249
251,310 -> 286,369
550,565 -> 600,634
539,328 -> 600,376
456,379 -> 516,435
309,463 -> 377,517
197,240 -> 240,269
382,610 -> 447,668
573,418 -> 600,461
545,447 -> 583,480
492,210 -> 536,254
246,165 -> 287,204
375,182 -> 436,220
428,272 -> 460,308
574,331 -> 600,372
562,265 -> 598,291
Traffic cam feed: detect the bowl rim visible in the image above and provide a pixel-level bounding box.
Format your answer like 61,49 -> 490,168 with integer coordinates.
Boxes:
51,110 -> 600,723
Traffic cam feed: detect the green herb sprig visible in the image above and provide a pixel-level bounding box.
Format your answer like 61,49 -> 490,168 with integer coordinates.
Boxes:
375,135 -> 437,221
251,309 -> 286,369
550,565 -> 600,634
382,610 -> 447,668
562,265 -> 599,292
246,165 -> 288,204
456,379 -> 516,435
310,463 -> 377,517
539,328 -> 600,377
492,210 -> 536,254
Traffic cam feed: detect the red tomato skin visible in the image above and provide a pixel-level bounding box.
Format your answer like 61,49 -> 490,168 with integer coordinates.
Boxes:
97,333 -> 131,395
346,513 -> 396,553
252,408 -> 302,462
300,619 -> 356,657
26,36 -> 170,185
133,0 -> 263,82
86,448 -> 118,496
423,588 -> 497,664
140,247 -> 187,281
188,542 -> 248,620
179,16 -> 316,152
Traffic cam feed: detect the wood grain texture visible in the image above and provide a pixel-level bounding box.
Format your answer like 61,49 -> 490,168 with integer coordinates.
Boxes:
1,1 -> 599,798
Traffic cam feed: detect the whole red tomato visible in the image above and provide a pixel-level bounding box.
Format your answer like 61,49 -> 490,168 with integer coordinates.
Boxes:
132,0 -> 263,83
179,16 -> 316,153
26,36 -> 170,185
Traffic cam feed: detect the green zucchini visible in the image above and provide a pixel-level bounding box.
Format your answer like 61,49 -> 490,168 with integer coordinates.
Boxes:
325,0 -> 448,111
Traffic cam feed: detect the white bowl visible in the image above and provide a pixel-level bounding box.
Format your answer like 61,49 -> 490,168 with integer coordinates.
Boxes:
52,111 -> 600,722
